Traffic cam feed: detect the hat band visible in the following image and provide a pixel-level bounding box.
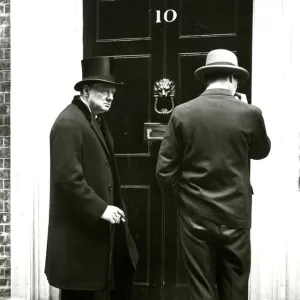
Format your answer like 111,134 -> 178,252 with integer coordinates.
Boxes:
206,61 -> 237,66
82,75 -> 115,81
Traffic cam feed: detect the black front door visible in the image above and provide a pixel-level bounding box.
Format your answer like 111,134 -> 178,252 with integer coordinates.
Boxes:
83,1 -> 253,299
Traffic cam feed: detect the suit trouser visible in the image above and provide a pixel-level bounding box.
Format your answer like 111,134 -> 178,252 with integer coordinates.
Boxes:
178,211 -> 251,300
60,224 -> 134,300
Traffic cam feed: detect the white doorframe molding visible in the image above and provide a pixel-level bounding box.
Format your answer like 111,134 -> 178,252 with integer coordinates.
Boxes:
11,1 -> 83,299
250,0 -> 300,299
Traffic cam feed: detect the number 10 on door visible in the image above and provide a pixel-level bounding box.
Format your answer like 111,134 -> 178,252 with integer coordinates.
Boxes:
156,9 -> 177,23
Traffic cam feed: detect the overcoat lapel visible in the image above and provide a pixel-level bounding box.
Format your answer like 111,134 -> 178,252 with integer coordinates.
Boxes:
72,96 -> 112,162
100,116 -> 121,187
91,117 -> 112,162
99,116 -> 114,155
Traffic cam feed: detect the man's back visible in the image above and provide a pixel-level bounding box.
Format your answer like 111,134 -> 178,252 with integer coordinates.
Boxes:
159,49 -> 269,300
156,88 -> 271,228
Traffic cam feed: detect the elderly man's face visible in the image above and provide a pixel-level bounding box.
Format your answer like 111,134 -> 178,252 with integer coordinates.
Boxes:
88,83 -> 116,114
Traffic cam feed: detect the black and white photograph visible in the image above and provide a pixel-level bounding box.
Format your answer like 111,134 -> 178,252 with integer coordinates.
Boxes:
1,0 -> 300,299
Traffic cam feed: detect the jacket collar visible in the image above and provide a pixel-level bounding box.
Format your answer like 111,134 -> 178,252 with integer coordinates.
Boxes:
72,95 -> 113,161
201,88 -> 233,97
72,95 -> 93,123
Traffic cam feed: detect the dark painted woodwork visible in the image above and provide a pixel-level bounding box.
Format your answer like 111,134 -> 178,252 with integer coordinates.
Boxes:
83,1 -> 253,299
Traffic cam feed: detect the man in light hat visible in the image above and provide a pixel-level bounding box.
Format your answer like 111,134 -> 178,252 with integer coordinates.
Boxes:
45,56 -> 138,300
156,49 -> 271,300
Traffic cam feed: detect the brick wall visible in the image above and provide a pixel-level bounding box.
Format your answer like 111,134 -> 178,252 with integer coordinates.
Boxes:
0,0 -> 10,298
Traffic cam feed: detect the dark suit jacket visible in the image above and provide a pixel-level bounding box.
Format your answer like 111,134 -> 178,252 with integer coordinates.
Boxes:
156,89 -> 271,229
45,96 -> 138,290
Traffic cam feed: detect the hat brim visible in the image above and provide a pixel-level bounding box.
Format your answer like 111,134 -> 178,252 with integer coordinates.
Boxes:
74,78 -> 123,91
194,65 -> 249,83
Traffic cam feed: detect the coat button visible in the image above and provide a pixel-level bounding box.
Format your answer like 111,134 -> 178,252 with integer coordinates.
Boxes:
105,160 -> 109,165
109,184 -> 113,191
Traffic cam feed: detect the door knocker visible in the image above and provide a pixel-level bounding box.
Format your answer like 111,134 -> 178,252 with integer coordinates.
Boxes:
154,78 -> 175,115
144,78 -> 176,141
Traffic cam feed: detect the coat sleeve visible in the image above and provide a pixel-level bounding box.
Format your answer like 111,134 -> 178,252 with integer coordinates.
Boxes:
156,110 -> 183,198
249,108 -> 271,160
50,118 -> 108,225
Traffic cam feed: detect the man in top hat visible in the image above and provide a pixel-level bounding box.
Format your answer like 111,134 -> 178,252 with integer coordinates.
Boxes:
156,49 -> 271,300
45,56 -> 138,300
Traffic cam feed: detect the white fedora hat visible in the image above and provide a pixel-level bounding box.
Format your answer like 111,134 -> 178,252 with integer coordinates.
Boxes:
194,49 -> 249,83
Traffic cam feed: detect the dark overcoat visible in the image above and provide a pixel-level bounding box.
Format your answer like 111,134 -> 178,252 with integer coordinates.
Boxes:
156,89 -> 271,229
45,96 -> 138,290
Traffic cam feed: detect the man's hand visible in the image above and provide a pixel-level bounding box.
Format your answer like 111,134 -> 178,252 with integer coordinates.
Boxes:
101,205 -> 126,224
234,92 -> 248,104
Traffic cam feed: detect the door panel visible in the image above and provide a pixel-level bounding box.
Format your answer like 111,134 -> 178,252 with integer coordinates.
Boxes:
97,1 -> 151,40
107,55 -> 151,155
83,1 -> 253,299
178,54 -> 207,103
179,0 -> 237,36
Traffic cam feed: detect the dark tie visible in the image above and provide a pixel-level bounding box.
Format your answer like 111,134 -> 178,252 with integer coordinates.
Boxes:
95,115 -> 102,128
95,115 -> 111,154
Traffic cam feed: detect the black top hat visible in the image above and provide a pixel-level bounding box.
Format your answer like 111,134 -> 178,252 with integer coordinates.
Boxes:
74,56 -> 123,91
